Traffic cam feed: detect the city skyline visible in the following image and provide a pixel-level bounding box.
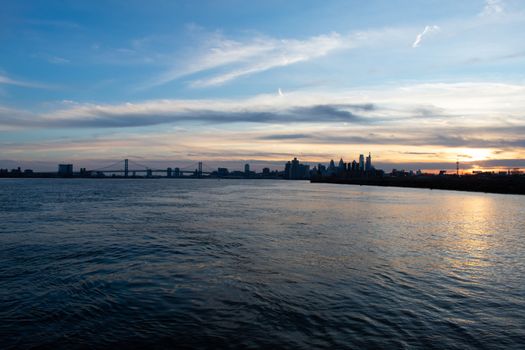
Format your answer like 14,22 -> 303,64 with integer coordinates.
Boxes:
1,0 -> 525,171
2,154 -> 521,174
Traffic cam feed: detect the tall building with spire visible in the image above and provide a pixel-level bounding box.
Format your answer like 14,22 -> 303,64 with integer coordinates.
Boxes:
365,153 -> 372,171
359,154 -> 365,171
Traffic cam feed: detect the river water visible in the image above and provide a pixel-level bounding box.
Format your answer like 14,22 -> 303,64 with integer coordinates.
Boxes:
1,179 -> 524,349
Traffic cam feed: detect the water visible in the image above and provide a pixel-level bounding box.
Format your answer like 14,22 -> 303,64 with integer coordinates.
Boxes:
1,179 -> 524,349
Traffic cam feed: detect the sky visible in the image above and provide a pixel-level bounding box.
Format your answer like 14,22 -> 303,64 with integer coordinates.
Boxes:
1,0 -> 525,172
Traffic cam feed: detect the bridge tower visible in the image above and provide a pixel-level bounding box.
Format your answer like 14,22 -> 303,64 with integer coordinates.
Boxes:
198,162 -> 203,177
124,159 -> 129,177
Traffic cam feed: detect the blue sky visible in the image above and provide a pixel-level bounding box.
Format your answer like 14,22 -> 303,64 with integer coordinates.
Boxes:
1,0 -> 525,171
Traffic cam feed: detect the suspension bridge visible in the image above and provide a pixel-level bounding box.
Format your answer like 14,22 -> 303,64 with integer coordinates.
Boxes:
85,159 -> 216,177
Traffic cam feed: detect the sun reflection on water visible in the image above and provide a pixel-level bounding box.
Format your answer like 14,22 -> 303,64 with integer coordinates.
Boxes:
441,194 -> 497,273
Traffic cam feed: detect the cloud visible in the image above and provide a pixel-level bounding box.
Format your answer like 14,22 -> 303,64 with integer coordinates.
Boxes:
2,82 -> 525,165
480,0 -> 504,16
48,56 -> 70,64
412,25 -> 440,48
0,74 -> 50,89
2,100 -> 368,128
400,152 -> 439,155
0,106 -> 36,127
1,82 -> 524,130
32,53 -> 71,65
258,133 -> 310,140
290,105 -> 364,123
144,31 -> 351,89
254,131 -> 525,150
34,103 -> 369,128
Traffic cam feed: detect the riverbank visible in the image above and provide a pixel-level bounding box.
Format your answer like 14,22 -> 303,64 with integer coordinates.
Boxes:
311,176 -> 525,195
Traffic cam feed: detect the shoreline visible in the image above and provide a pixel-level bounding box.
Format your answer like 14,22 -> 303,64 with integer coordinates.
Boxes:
0,175 -> 286,180
310,176 -> 525,195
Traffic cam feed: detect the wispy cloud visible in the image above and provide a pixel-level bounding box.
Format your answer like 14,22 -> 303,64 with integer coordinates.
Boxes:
32,52 -> 72,65
0,74 -> 50,89
144,31 -> 351,89
48,56 -> 70,64
480,0 -> 504,16
412,25 -> 440,48
85,5 -> 525,93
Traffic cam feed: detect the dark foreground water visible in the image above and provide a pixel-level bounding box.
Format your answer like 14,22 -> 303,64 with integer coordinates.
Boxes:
1,179 -> 524,349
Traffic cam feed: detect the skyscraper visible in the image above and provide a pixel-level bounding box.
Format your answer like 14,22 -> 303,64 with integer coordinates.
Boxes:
365,153 -> 372,171
338,158 -> 345,170
285,157 -> 310,180
359,154 -> 365,171
328,159 -> 336,175
291,157 -> 300,179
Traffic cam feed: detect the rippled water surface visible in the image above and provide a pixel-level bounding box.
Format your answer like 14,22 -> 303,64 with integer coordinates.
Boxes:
1,179 -> 524,349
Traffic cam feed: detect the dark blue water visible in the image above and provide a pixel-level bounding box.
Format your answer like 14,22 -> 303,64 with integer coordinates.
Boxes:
1,179 -> 524,349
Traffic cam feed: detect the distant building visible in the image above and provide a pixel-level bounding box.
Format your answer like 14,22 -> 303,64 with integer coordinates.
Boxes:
338,158 -> 345,170
391,169 -> 409,177
244,163 -> 250,174
285,157 -> 310,180
11,167 -> 22,174
290,157 -> 300,179
325,159 -> 336,175
58,164 -> 73,175
218,167 -> 229,177
284,161 -> 290,177
262,167 -> 270,176
365,153 -> 372,171
309,167 -> 319,178
167,167 -> 172,177
359,154 -> 365,171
